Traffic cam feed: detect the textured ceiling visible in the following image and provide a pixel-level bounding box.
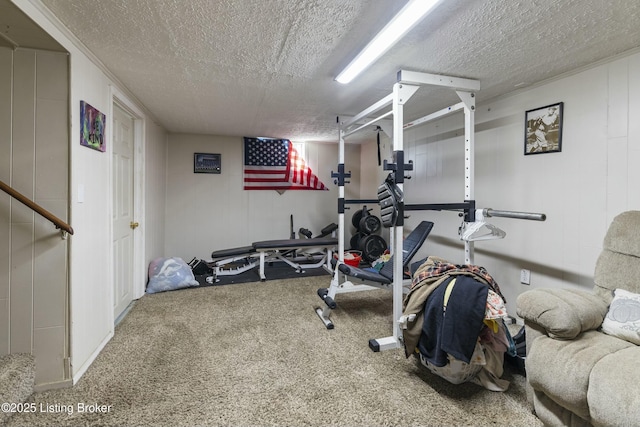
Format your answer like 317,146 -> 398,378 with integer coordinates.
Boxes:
10,0 -> 640,142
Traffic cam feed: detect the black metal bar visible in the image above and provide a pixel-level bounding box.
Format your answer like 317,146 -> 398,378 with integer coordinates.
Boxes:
484,209 -> 546,221
466,199 -> 476,222
405,200 -> 476,222
396,151 -> 404,184
382,159 -> 395,171
405,203 -> 472,211
331,163 -> 351,186
344,199 -> 379,204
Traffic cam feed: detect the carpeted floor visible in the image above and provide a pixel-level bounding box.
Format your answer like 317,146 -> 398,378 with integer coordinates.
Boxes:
6,276 -> 542,427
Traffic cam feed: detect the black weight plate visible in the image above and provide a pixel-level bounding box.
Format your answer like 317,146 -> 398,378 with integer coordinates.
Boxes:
359,215 -> 381,235
351,208 -> 364,229
359,235 -> 387,263
350,232 -> 363,250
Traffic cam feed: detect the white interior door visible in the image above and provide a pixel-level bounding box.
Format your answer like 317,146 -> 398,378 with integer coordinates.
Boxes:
112,103 -> 135,320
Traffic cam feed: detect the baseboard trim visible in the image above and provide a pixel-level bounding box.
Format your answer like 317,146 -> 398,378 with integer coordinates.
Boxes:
72,331 -> 114,385
34,378 -> 73,392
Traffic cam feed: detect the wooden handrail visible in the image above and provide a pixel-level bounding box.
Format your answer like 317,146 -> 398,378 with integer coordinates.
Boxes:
0,180 -> 74,235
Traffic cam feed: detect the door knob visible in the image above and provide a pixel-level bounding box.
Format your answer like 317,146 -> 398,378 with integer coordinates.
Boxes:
130,221 -> 140,229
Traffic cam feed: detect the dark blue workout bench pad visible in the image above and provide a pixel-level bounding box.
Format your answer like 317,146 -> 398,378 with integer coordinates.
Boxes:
336,220 -> 434,284
211,237 -> 338,260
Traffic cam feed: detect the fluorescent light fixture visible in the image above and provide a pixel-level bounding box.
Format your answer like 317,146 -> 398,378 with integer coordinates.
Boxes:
335,0 -> 445,84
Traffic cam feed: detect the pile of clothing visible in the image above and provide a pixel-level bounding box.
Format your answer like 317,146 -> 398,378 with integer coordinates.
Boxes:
402,256 -> 516,391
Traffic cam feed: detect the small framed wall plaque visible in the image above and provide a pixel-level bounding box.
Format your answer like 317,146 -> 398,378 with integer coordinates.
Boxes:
194,153 -> 221,174
524,102 -> 563,155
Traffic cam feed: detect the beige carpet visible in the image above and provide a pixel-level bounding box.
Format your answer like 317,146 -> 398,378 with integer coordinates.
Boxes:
6,276 -> 542,427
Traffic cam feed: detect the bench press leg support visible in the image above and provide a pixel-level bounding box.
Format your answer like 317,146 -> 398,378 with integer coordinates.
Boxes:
259,252 -> 266,281
315,307 -> 334,329
315,269 -> 341,329
368,336 -> 401,352
316,288 -> 336,329
317,288 -> 336,309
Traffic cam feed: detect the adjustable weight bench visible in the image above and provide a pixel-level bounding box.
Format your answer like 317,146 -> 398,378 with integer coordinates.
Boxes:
299,222 -> 338,239
207,246 -> 261,283
252,236 -> 338,281
316,220 -> 434,329
207,234 -> 338,283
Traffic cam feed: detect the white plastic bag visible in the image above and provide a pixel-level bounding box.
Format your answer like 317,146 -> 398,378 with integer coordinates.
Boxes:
146,257 -> 199,294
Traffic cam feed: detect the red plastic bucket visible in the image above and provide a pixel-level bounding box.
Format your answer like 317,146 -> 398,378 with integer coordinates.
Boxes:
335,251 -> 362,267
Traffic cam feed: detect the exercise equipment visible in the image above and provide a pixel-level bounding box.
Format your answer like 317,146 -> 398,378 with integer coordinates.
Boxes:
318,69 -> 546,353
253,236 -> 337,281
207,246 -> 262,280
299,228 -> 313,239
350,206 -> 367,229
299,223 -> 338,239
359,214 -> 381,235
349,232 -> 387,263
317,220 -> 433,331
188,257 -> 211,276
351,206 -> 381,234
349,205 -> 385,262
351,206 -> 382,234
349,232 -> 363,250
207,222 -> 338,282
358,234 -> 387,263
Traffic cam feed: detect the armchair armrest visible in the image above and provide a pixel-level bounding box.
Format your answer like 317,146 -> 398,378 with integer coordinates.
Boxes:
516,288 -> 609,339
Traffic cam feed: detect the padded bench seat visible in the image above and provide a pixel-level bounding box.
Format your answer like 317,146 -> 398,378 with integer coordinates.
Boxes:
337,263 -> 392,284
210,246 -> 255,260
211,237 -> 338,259
252,237 -> 338,250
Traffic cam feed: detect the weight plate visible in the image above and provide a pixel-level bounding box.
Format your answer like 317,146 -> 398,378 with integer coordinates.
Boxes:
359,215 -> 381,235
359,235 -> 387,263
351,209 -> 364,229
350,232 -> 363,250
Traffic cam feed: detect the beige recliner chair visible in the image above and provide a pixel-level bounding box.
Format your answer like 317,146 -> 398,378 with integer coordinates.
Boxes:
516,210 -> 640,426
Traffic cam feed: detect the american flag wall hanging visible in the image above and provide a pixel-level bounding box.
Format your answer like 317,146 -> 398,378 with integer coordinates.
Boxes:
243,137 -> 327,191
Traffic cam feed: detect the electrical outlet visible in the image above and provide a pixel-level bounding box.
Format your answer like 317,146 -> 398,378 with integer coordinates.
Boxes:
520,269 -> 531,285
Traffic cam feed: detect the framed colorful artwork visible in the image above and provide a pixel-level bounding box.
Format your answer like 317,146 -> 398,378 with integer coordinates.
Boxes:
80,101 -> 106,152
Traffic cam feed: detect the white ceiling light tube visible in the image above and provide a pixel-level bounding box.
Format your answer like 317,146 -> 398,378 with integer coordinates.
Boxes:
335,0 -> 445,84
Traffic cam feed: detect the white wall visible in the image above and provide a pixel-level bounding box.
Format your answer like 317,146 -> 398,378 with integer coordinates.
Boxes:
14,0 -> 168,385
165,134 -> 359,261
67,49 -> 116,381
144,122 -> 168,264
0,47 -> 70,386
361,51 -> 640,317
